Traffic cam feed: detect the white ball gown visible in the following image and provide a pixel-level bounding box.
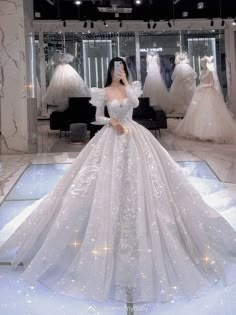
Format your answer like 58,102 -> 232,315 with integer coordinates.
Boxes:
1,82 -> 236,304
175,58 -> 236,143
45,53 -> 90,110
143,52 -> 171,112
169,52 -> 196,115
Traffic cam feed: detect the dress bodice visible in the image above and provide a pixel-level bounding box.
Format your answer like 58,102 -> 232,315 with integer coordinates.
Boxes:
106,98 -> 133,121
90,81 -> 142,125
146,54 -> 160,72
199,69 -> 213,85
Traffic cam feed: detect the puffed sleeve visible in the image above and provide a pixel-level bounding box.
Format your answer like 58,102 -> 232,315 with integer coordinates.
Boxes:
125,81 -> 143,108
90,88 -> 110,125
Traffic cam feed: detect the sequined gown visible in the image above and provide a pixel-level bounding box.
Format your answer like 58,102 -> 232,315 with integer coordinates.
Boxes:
0,82 -> 236,304
143,53 -> 171,112
174,69 -> 236,143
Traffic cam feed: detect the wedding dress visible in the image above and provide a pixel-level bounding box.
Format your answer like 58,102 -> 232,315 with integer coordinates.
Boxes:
169,52 -> 196,115
143,52 -> 171,112
175,56 -> 236,143
45,53 -> 90,110
1,82 -> 236,304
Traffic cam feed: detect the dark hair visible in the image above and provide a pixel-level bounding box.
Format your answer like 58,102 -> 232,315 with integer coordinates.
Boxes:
105,57 -> 129,87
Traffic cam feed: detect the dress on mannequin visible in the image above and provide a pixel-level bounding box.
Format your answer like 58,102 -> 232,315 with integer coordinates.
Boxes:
143,51 -> 171,112
1,80 -> 236,303
45,53 -> 90,110
174,56 -> 236,143
169,52 -> 197,115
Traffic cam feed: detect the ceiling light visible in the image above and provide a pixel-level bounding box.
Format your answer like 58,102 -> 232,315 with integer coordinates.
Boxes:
168,21 -> 172,28
46,0 -> 55,5
83,21 -> 87,28
232,18 -> 236,26
75,0 -> 81,5
210,19 -> 214,27
153,22 -> 157,29
104,21 -> 108,27
135,0 -> 141,4
197,2 -> 204,9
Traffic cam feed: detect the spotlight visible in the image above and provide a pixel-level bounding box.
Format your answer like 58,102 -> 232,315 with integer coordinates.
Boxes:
83,21 -> 87,28
147,21 -> 151,28
232,18 -> 236,26
153,22 -> 157,29
210,19 -> 214,26
135,0 -> 141,4
197,2 -> 204,9
119,21 -> 123,28
221,19 -> 225,27
167,20 -> 172,27
91,21 -> 94,28
75,0 -> 81,5
63,20 -> 66,27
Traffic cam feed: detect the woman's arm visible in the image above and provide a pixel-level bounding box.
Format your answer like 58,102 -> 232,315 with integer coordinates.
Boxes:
95,106 -> 110,125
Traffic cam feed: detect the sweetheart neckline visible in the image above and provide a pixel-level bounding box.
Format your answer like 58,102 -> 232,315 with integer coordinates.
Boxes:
106,97 -> 128,104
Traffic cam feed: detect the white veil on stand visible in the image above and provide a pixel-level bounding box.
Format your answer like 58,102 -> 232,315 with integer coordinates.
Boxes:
205,56 -> 224,100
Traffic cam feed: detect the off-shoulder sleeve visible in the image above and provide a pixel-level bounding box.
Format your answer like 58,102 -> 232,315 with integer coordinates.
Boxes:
90,88 -> 105,107
125,81 -> 143,108
90,88 -> 110,125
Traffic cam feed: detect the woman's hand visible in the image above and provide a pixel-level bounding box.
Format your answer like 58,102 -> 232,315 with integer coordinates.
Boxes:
120,70 -> 129,86
110,118 -> 125,135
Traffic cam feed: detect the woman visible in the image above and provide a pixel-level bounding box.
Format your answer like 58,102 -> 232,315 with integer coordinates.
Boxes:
0,57 -> 236,304
174,56 -> 236,143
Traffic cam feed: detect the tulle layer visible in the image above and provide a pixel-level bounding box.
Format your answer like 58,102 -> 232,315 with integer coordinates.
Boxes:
1,122 -> 236,303
143,72 -> 171,112
46,64 -> 90,108
169,64 -> 196,115
175,86 -> 236,143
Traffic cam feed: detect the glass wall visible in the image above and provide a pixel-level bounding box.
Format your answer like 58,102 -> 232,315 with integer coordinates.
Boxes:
42,32 -> 136,88
139,30 -> 226,95
34,29 -> 227,112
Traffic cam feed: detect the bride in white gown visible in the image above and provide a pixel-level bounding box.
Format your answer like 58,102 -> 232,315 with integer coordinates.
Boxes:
169,52 -> 197,115
45,53 -> 90,110
143,51 -> 171,112
174,56 -> 236,143
1,57 -> 236,304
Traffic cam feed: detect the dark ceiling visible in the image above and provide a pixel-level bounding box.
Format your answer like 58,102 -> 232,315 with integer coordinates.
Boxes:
33,0 -> 236,21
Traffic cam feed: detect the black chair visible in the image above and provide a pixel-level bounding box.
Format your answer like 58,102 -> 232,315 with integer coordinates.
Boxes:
49,97 -> 96,137
133,98 -> 167,136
